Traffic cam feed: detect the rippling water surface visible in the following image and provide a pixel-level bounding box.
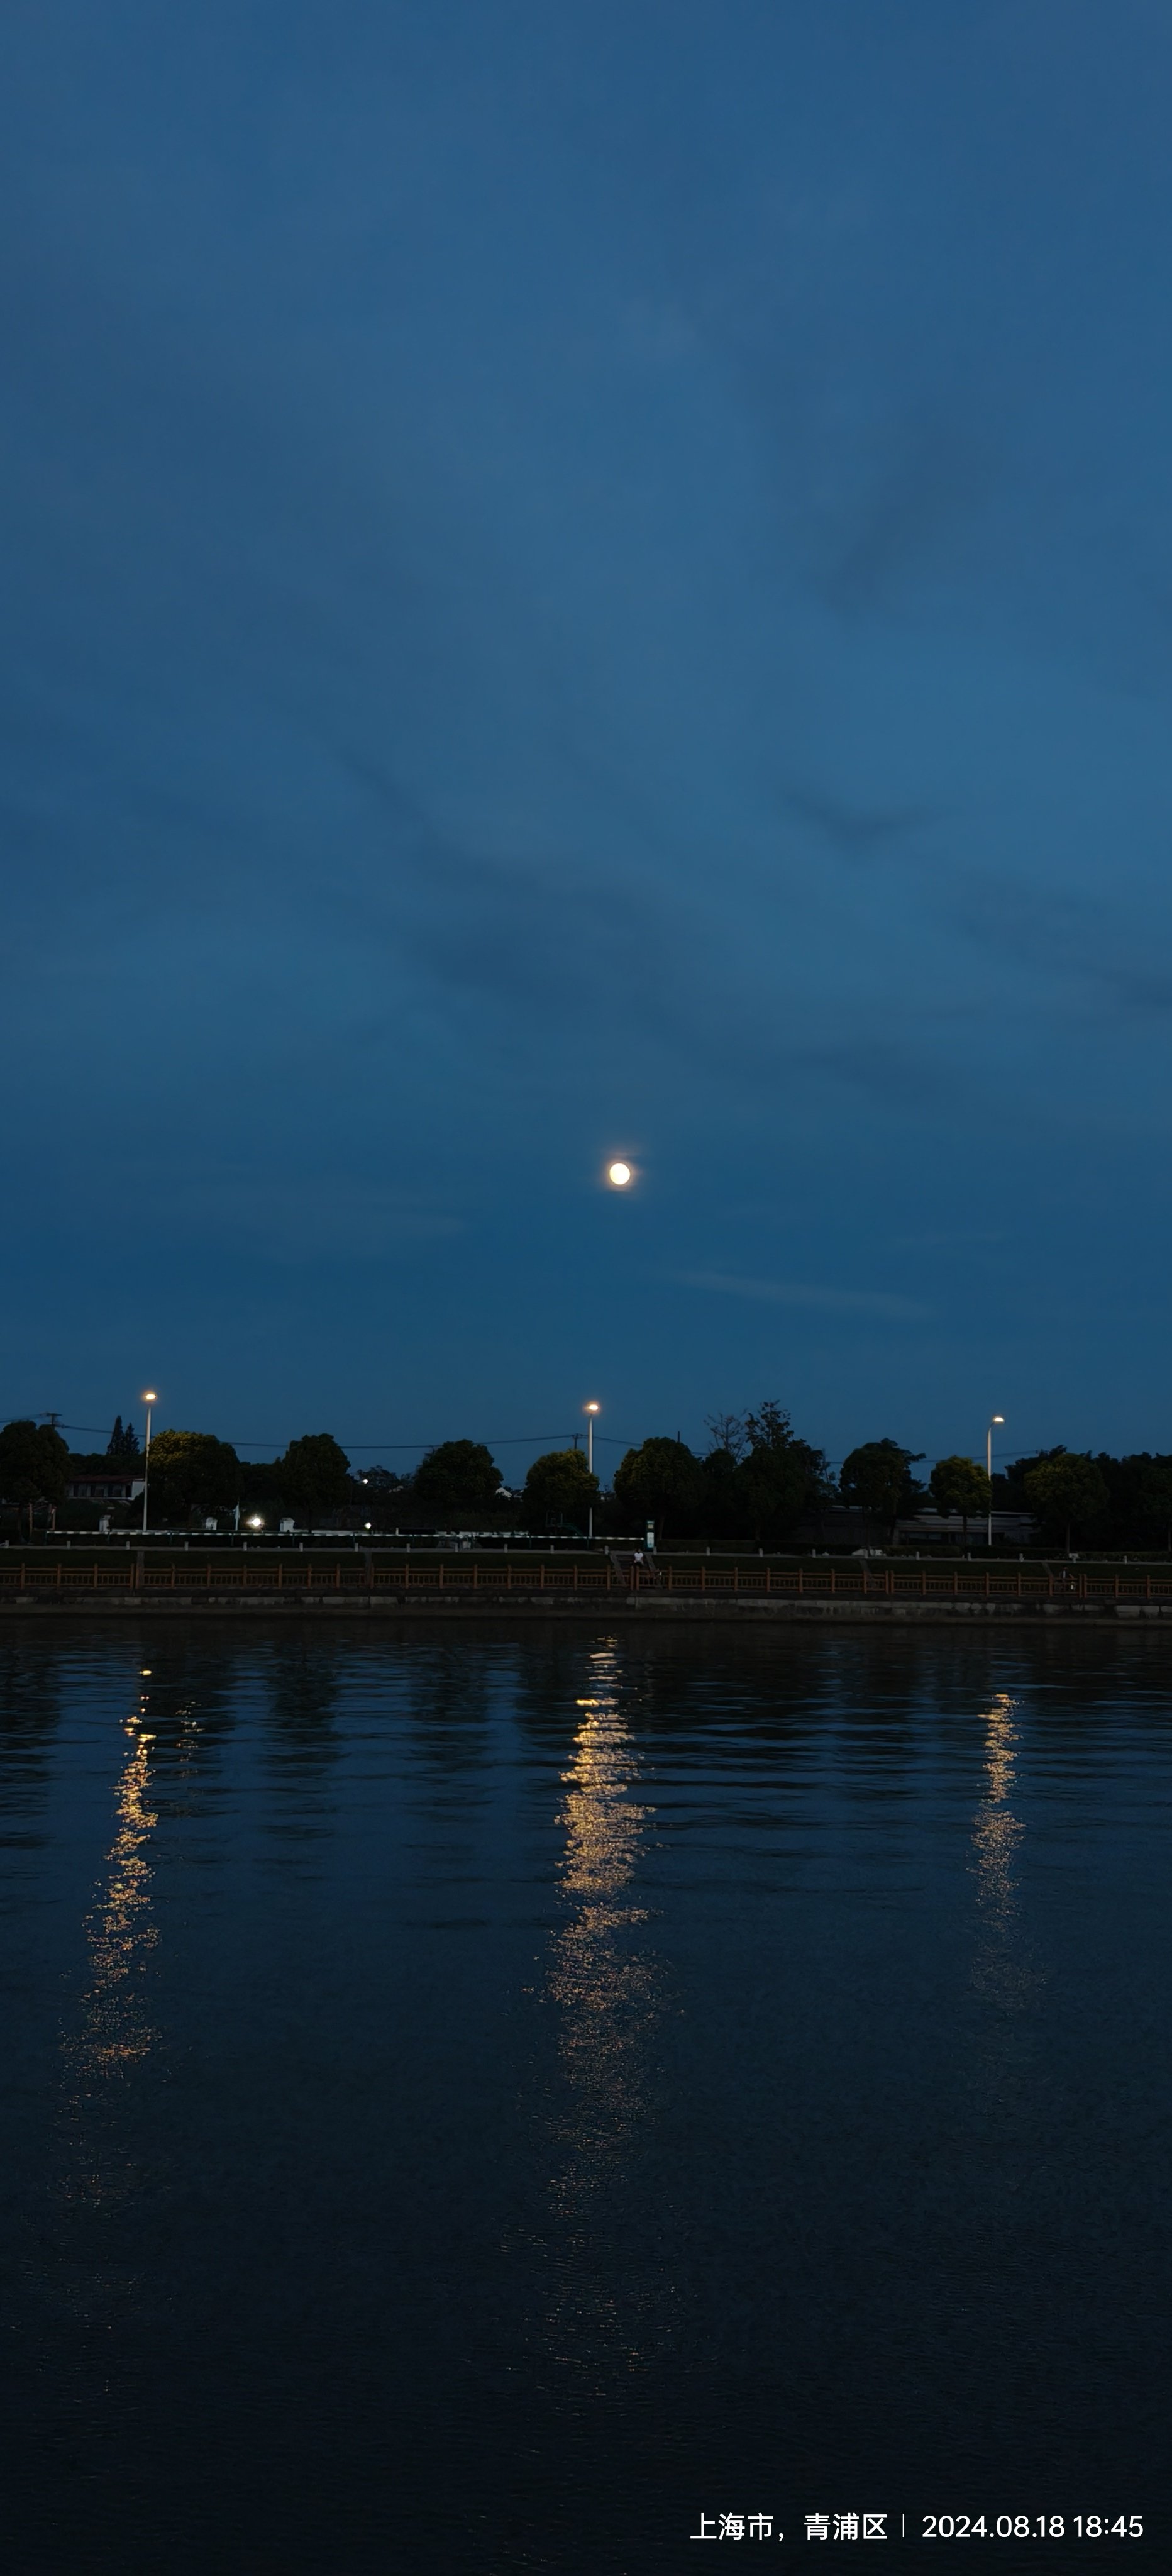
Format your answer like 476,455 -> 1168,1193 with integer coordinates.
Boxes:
1,1621 -> 1169,2572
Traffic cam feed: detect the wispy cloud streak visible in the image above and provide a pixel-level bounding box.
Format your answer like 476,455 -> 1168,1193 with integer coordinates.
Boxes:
677,1271 -> 930,1322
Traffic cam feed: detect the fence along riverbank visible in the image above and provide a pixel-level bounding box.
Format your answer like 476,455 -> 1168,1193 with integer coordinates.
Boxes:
3,1548 -> 1172,1618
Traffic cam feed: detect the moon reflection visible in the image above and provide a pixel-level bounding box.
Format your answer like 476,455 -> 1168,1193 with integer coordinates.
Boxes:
543,1641 -> 662,2369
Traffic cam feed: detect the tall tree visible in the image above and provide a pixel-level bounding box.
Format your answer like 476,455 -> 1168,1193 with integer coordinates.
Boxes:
0,1419 -> 69,1533
699,1442 -> 742,1538
612,1438 -> 702,1541
929,1454 -> 992,1541
411,1441 -> 500,1526
736,1402 -> 828,1547
280,1433 -> 351,1521
703,1411 -> 749,1463
997,1448 -> 1069,1519
1023,1453 -> 1108,1553
522,1450 -> 599,1533
840,1439 -> 924,1539
106,1414 -> 140,1458
1097,1452 -> 1172,1552
146,1431 -> 240,1519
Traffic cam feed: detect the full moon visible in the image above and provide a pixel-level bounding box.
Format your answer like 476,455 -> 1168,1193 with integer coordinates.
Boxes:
607,1160 -> 633,1187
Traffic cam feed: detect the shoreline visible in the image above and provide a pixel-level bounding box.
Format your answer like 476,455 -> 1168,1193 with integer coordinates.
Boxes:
3,1591 -> 1171,1623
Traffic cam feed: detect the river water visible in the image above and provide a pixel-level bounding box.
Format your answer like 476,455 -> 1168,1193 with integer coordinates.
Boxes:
1,1621 -> 1168,2572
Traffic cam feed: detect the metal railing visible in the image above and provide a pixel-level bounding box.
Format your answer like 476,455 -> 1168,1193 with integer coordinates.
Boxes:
3,1553 -> 1172,1602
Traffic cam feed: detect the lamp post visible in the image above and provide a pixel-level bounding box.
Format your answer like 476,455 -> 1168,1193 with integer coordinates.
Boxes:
584,1402 -> 600,1540
141,1391 -> 158,1535
986,1414 -> 1005,1550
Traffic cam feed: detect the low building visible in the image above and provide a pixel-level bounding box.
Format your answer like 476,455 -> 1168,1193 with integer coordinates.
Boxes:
793,1504 -> 888,1548
896,1509 -> 1035,1548
65,1467 -> 145,1506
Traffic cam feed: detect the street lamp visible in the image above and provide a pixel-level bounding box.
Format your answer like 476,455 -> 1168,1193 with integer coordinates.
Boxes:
987,1414 -> 1005,1549
584,1402 -> 600,1539
606,1160 -> 633,1188
141,1391 -> 158,1535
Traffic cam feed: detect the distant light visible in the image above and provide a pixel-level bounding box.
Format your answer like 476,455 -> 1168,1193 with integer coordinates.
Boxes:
365,1521 -> 372,1530
585,1401 -> 600,1415
992,1414 -> 1005,1424
143,1388 -> 158,1403
246,1514 -> 264,1530
607,1161 -> 633,1188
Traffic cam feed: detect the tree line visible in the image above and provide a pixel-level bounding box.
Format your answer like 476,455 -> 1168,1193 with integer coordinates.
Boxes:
3,1406 -> 1172,1550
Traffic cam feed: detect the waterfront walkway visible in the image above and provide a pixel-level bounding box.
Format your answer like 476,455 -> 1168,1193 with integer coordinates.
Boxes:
3,1550 -> 1172,1619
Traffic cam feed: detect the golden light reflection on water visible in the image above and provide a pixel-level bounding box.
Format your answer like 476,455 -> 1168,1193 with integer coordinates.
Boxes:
542,1642 -> 663,2365
970,1691 -> 1042,2015
60,1698 -> 161,2223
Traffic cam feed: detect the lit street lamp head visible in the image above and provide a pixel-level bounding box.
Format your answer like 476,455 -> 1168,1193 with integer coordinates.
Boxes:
584,1401 -> 600,1416
143,1389 -> 158,1404
606,1160 -> 633,1188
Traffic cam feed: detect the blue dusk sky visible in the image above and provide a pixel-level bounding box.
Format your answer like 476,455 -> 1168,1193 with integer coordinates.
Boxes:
4,0 -> 1172,1475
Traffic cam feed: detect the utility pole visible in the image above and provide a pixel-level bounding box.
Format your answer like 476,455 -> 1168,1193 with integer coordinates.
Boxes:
987,1414 -> 1005,1550
583,1403 -> 600,1541
141,1392 -> 158,1535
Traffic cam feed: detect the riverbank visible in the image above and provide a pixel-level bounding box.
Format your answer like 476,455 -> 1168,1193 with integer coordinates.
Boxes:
6,1544 -> 1172,1623
3,1589 -> 1171,1622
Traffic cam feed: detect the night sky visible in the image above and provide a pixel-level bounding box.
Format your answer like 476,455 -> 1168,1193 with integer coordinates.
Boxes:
4,1 -> 1172,1477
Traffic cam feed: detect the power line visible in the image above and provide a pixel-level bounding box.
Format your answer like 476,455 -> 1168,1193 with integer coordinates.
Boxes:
26,1423 -> 643,1453
5,1421 -> 1105,1466
219,1433 -> 618,1452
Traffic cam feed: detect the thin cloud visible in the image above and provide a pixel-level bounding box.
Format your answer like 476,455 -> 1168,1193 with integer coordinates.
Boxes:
677,1270 -> 930,1321
949,871 -> 1172,1018
892,1227 -> 1005,1248
821,418 -> 995,616
158,1174 -> 465,1265
788,787 -> 939,858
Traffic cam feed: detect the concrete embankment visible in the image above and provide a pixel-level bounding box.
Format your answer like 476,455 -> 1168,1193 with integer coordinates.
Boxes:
2,1589 -> 1171,1623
